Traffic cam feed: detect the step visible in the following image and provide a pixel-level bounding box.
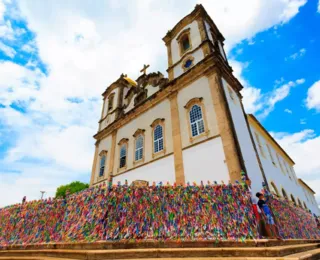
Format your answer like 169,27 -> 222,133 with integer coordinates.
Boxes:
2,239 -> 320,251
0,243 -> 318,259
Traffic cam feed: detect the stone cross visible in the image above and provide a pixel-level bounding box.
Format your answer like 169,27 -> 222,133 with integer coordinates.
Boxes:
140,64 -> 150,75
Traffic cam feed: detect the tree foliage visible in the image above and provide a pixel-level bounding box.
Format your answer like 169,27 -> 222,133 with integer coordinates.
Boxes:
55,181 -> 89,198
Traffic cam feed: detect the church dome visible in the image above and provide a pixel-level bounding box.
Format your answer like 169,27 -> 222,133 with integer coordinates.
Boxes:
124,76 -> 137,87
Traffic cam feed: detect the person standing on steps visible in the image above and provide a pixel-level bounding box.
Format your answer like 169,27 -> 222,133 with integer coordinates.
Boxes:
256,192 -> 282,240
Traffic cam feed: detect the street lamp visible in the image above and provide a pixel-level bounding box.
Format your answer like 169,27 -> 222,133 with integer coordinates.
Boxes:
40,191 -> 46,199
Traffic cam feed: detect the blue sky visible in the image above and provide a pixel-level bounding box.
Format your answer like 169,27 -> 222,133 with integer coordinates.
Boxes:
0,0 -> 320,207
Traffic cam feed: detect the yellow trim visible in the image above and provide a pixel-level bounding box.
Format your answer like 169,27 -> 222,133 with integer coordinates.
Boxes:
248,114 -> 295,166
107,130 -> 117,181
169,91 -> 185,185
89,142 -> 99,187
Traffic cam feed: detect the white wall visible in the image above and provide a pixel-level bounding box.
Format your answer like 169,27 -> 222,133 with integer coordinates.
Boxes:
221,78 -> 265,194
114,99 -> 173,174
113,155 -> 175,184
177,77 -> 219,148
183,137 -> 229,184
250,124 -> 320,215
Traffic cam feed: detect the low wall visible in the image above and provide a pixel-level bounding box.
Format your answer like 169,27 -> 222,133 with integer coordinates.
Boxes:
271,197 -> 319,239
0,183 -> 319,246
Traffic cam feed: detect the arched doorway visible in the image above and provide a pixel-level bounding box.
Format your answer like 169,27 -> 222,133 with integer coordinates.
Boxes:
270,182 -> 279,196
282,188 -> 288,199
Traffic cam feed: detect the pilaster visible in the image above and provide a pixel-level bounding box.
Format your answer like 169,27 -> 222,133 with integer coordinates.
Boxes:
89,141 -> 100,187
207,71 -> 242,182
169,91 -> 185,185
108,130 -> 117,183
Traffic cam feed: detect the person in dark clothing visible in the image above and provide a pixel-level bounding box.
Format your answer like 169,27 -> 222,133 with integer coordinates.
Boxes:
256,192 -> 281,239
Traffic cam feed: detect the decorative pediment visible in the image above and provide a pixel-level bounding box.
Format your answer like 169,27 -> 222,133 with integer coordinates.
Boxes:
118,138 -> 129,146
132,128 -> 145,138
184,97 -> 203,109
150,118 -> 165,128
124,72 -> 169,110
99,150 -> 108,156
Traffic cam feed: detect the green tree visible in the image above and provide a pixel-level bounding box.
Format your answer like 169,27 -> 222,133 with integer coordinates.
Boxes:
55,181 -> 89,198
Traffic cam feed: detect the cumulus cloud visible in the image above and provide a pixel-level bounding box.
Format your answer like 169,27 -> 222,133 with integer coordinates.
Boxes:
306,80 -> 320,112
199,0 -> 307,52
0,0 -> 308,207
272,130 -> 320,204
285,48 -> 306,61
0,41 -> 16,57
284,108 -> 292,114
233,58 -> 304,117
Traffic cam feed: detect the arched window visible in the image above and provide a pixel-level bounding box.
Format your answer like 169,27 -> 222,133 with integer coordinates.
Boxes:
189,105 -> 205,137
118,138 -> 128,169
135,135 -> 144,161
298,198 -> 302,208
108,93 -> 115,111
184,98 -> 208,141
181,35 -> 190,52
120,144 -> 127,168
154,125 -> 164,153
177,28 -> 192,56
282,188 -> 288,199
151,118 -> 166,157
133,129 -> 145,164
99,154 -> 106,177
270,182 -> 279,196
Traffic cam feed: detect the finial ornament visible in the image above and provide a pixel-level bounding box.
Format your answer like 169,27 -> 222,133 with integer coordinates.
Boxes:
140,64 -> 150,75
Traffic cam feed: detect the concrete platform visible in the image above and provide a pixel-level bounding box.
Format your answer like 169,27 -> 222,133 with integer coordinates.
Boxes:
0,240 -> 319,259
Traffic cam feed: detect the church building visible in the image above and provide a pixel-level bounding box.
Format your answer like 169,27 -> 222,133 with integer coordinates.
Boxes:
89,4 -> 319,215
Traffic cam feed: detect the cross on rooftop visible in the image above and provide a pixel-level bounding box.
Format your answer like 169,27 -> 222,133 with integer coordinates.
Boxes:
140,64 -> 150,75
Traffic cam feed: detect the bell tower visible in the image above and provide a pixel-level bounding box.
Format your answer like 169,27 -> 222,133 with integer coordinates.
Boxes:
163,4 -> 228,81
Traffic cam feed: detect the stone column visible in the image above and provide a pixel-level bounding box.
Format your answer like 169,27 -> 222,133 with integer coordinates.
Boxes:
89,140 -> 100,186
207,71 -> 242,182
169,91 -> 185,185
108,130 -> 117,183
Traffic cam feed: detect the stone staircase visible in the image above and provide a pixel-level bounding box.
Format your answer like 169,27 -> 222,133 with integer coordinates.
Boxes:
0,240 -> 319,260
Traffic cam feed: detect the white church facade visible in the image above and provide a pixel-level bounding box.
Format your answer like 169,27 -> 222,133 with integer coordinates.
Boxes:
89,4 -> 319,215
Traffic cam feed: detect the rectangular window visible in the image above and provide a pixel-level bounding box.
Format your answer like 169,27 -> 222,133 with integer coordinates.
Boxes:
255,132 -> 266,158
108,95 -> 114,111
266,144 -> 276,165
119,144 -> 127,168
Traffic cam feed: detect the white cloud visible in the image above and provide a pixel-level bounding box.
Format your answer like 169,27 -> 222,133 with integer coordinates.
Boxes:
284,108 -> 292,114
0,0 -> 308,207
300,118 -> 306,125
199,0 -> 307,51
318,0 -> 320,13
0,41 -> 16,57
234,59 -> 304,117
285,48 -> 306,60
306,80 -> 320,112
273,130 -> 320,204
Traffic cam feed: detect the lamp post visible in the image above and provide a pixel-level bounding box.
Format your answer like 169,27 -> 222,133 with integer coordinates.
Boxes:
40,191 -> 46,199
